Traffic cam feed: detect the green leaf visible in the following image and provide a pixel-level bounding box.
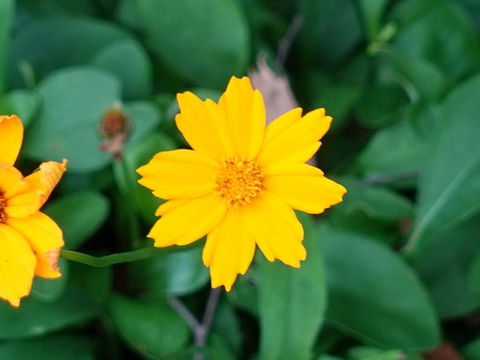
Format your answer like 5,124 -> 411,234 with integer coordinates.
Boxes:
24,67 -> 121,172
392,0 -> 480,82
0,264 -> 110,339
109,295 -> 190,359
0,0 -> 13,94
298,0 -> 362,65
31,259 -> 69,303
136,0 -> 249,87
0,90 -> 40,127
113,132 -> 176,224
128,246 -> 209,296
90,38 -> 152,99
258,215 -> 326,360
348,346 -> 413,360
415,215 -> 480,318
324,226 -> 440,349
406,74 -> 480,256
9,17 -> 130,86
43,191 -> 110,249
123,101 -> 162,144
463,336 -> 480,360
0,334 -> 94,360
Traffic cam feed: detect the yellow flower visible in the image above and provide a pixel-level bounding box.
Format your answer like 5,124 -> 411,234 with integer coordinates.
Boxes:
0,115 -> 67,307
137,77 -> 346,291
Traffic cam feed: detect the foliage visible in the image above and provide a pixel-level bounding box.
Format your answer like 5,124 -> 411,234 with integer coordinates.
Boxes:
1,0 -> 480,358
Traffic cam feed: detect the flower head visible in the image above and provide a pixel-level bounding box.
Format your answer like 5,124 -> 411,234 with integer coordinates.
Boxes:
0,115 -> 67,306
137,77 -> 346,291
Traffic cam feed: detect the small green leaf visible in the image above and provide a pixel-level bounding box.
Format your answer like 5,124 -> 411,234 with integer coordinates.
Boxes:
136,0 -> 249,87
109,295 -> 190,359
128,246 -> 209,296
406,74 -> 480,256
91,39 -> 152,99
0,334 -> 94,360
258,215 -> 326,360
24,67 -> 121,172
324,226 -> 440,349
43,191 -> 110,249
31,259 -> 69,303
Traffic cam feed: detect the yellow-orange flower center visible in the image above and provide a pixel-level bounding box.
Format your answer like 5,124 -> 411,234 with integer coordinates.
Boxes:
215,157 -> 263,207
0,189 -> 6,224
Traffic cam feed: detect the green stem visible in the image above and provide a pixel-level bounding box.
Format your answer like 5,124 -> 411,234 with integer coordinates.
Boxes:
60,247 -> 163,267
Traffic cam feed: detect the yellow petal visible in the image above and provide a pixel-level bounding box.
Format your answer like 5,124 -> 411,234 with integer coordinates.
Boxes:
217,76 -> 266,159
0,224 -> 36,307
175,92 -> 229,161
24,159 -> 67,210
264,163 -> 346,214
137,149 -> 218,200
203,209 -> 255,291
0,115 -> 23,166
155,199 -> 188,216
8,212 -> 64,278
5,190 -> 41,218
243,191 -> 306,267
257,108 -> 331,166
0,163 -> 29,199
148,194 -> 227,247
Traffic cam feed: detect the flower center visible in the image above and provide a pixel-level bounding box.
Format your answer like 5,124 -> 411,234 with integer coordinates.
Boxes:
215,157 -> 263,207
0,189 -> 7,224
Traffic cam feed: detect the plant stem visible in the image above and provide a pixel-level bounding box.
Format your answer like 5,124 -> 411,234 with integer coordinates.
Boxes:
60,247 -> 163,267
169,288 -> 223,360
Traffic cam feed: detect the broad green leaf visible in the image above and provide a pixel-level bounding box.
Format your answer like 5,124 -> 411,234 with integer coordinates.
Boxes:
0,0 -> 13,94
392,0 -> 480,82
406,74 -> 480,256
258,215 -> 326,360
24,67 -> 121,172
136,0 -> 249,87
355,84 -> 409,128
348,346 -> 415,360
43,191 -> 110,250
90,38 -> 152,99
211,301 -> 243,355
298,0 -> 362,65
8,18 -> 130,86
382,51 -> 447,101
324,226 -> 440,349
415,215 -> 480,318
109,295 -> 190,359
128,246 -> 209,296
0,90 -> 40,127
0,265 -> 110,339
0,334 -> 94,360
31,259 -> 69,302
331,177 -> 414,223
123,101 -> 161,144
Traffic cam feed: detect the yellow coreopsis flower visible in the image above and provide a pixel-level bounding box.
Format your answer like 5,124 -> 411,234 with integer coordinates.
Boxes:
137,76 -> 346,291
0,115 -> 67,306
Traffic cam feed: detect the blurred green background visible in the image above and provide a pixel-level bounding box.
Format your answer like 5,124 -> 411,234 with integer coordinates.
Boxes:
2,0 -> 480,359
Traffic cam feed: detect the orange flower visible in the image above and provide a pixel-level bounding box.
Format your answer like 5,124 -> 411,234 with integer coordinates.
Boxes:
0,115 -> 67,306
137,77 -> 346,291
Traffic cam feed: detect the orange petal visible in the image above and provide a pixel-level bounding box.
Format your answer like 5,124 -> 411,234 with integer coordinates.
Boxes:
24,159 -> 67,210
137,149 -> 218,200
264,163 -> 346,214
257,108 -> 331,166
203,208 -> 255,291
148,194 -> 227,247
8,212 -> 64,278
0,224 -> 36,307
217,76 -> 266,160
0,115 -> 23,166
243,191 -> 306,267
0,163 -> 29,199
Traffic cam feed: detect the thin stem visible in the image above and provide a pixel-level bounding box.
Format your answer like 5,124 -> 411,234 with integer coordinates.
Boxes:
362,170 -> 419,185
197,287 -> 222,347
60,247 -> 163,267
276,14 -> 304,69
168,297 -> 200,332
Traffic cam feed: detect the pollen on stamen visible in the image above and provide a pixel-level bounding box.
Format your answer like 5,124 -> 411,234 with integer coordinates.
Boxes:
215,157 -> 263,207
